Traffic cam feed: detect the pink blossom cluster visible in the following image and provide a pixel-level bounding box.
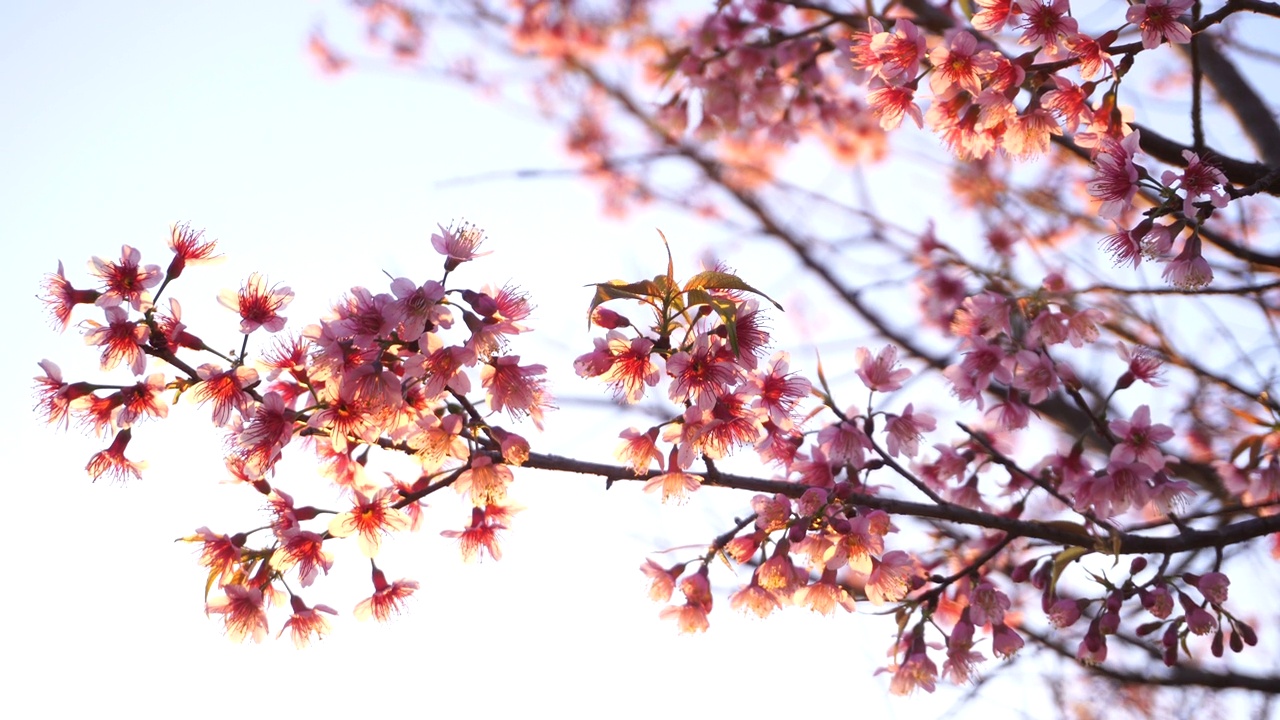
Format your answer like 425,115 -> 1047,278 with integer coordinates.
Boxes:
657,1 -> 1232,286
571,241 -> 1266,691
37,222 -> 548,645
36,225 -> 1269,690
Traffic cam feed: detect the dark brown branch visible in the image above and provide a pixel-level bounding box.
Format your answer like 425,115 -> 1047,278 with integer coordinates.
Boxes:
1022,626 -> 1280,693
522,451 -> 1280,556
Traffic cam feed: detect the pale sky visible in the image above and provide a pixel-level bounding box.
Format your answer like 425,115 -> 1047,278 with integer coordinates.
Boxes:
3,2 -> 1255,718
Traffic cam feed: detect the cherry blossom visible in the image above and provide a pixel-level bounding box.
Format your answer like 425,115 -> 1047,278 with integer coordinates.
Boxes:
1127,0 -> 1194,50
206,585 -> 269,643
279,596 -> 337,648
218,272 -> 294,334
88,245 -> 161,311
354,569 -> 419,622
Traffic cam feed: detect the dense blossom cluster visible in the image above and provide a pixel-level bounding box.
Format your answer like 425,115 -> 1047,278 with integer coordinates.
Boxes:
36,0 -> 1280,703
38,223 -> 547,647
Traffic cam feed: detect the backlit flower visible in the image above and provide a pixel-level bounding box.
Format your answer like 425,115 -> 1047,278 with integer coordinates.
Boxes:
441,506 -> 506,563
354,568 -> 419,622
279,596 -> 337,648
481,355 -> 550,428
327,488 -> 411,558
856,345 -> 911,392
166,223 -> 220,280
643,466 -> 702,504
82,306 -> 149,375
1088,130 -> 1142,220
89,245 -> 161,310
206,584 -> 269,643
218,273 -> 293,334
1126,0 -> 1193,50
85,428 -> 145,483
41,261 -> 101,331
431,221 -> 491,271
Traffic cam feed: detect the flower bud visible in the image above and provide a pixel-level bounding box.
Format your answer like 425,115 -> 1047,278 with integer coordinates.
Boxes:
1237,621 -> 1258,646
1135,621 -> 1162,637
787,523 -> 808,544
1011,558 -> 1039,583
1229,630 -> 1245,654
1099,610 -> 1120,635
590,307 -> 630,329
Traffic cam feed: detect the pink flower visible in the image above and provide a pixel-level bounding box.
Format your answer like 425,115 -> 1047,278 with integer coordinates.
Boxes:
1014,0 -> 1078,56
1184,605 -> 1218,635
454,455 -> 515,507
643,466 -> 702,504
972,0 -> 1013,32
751,493 -> 792,532
866,82 -> 923,130
89,245 -> 162,311
41,261 -> 101,331
868,19 -> 926,82
388,277 -> 446,342
641,559 -> 683,603
1161,234 -> 1213,290
1063,32 -> 1114,81
575,332 -> 662,403
856,345 -> 912,392
755,541 -> 802,594
233,392 -> 297,473
1109,404 -> 1173,470
190,364 -> 257,426
85,428 -> 146,483
943,615 -> 985,684
884,404 -> 936,458
1162,150 -> 1229,218
1192,571 -> 1230,606
206,584 -> 269,643
218,273 -> 293,334
929,31 -> 995,98
1126,0 -> 1194,50
794,568 -> 858,615
82,306 -> 150,376
431,221 -> 490,271
747,352 -> 810,431
279,596 -> 337,648
327,488 -> 412,558
1117,343 -> 1166,387
481,355 -> 550,428
729,580 -> 782,619
888,634 -> 938,696
1002,107 -> 1061,159
165,223 -> 220,280
354,568 -> 419,622
865,550 -> 917,605
614,427 -> 664,475
1012,350 -> 1060,404
269,530 -> 334,587
1142,584 -> 1175,618
1049,598 -> 1083,628
33,360 -> 93,430
1040,76 -> 1092,134
659,569 -> 713,633
666,335 -> 737,408
991,622 -> 1024,658
968,581 -> 1011,627
186,526 -> 244,586
1088,130 -> 1142,220
441,506 -> 506,563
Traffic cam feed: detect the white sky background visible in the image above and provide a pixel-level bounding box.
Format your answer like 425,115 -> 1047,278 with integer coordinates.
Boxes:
2,2 -> 1269,718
